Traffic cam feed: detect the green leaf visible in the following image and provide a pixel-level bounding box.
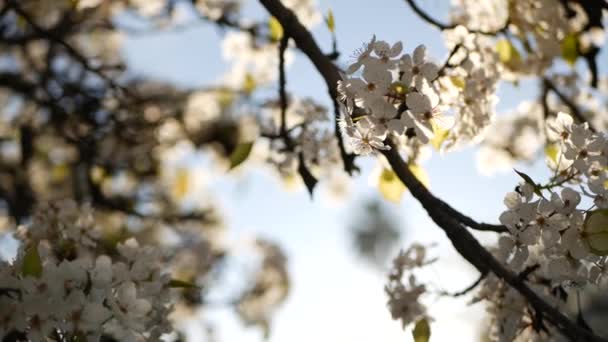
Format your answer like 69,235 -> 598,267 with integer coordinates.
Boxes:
430,121 -> 450,151
561,33 -> 579,66
513,169 -> 542,196
168,279 -> 199,289
495,39 -> 521,68
583,209 -> 608,256
378,165 -> 429,203
173,168 -> 190,200
325,9 -> 335,33
544,143 -> 559,164
242,73 -> 256,95
412,318 -> 431,342
229,142 -> 254,170
268,16 -> 283,41
449,76 -> 465,89
22,243 -> 43,278
378,168 -> 405,203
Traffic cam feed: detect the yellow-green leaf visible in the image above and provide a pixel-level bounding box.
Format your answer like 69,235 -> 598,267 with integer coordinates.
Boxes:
378,168 -> 405,203
430,121 -> 450,151
229,142 -> 254,170
496,39 -> 521,67
513,169 -> 542,196
22,244 -> 43,278
168,279 -> 199,289
173,168 -> 190,200
217,89 -> 235,109
268,16 -> 283,41
449,76 -> 465,89
378,165 -> 429,203
412,318 -> 431,342
561,33 -> 579,66
325,9 -> 335,33
242,73 -> 256,95
584,209 -> 608,256
544,143 -> 559,164
410,164 -> 430,189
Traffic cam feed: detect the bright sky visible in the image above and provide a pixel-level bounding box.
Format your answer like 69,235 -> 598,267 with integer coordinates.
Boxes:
122,1 -> 555,341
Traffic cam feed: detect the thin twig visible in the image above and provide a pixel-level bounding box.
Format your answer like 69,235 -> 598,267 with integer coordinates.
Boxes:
439,271 -> 487,297
403,0 -> 509,35
543,78 -> 596,133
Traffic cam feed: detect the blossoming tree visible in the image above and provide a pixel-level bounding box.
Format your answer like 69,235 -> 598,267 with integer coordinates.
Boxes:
0,0 -> 607,341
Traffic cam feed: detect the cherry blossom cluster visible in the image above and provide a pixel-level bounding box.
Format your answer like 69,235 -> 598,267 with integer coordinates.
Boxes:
440,44 -> 501,149
385,244 -> 434,329
476,101 -> 544,175
261,97 -> 344,179
338,36 -> 503,155
474,112 -> 608,340
337,37 -> 442,154
0,201 -> 174,341
474,268 -> 564,342
497,114 -> 608,283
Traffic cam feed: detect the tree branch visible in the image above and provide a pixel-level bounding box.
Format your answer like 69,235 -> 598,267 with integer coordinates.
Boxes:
257,0 -> 606,339
543,78 -> 596,133
381,144 -> 605,341
402,0 -> 509,35
439,271 -> 487,297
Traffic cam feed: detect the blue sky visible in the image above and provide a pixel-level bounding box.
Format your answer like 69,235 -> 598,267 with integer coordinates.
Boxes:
122,1 -> 557,341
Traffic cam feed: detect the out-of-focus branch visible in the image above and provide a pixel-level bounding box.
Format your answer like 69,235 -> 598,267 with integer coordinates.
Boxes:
279,35 -> 289,137
275,34 -> 318,195
543,78 -> 596,133
6,0 -> 129,96
260,0 -> 341,100
402,0 -> 509,35
259,0 -> 357,174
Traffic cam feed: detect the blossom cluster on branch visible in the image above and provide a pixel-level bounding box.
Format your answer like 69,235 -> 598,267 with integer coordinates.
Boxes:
0,201 -> 173,341
1,0 -> 608,340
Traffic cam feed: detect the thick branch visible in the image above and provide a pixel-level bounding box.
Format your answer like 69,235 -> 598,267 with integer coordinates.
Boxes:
260,0 -> 357,174
259,0 -> 341,101
381,144 -> 604,341
258,0 -> 606,339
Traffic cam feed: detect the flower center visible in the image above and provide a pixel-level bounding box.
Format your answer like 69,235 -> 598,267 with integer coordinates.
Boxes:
579,149 -> 588,159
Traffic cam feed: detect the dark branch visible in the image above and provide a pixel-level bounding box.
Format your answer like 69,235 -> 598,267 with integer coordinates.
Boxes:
6,0 -> 129,96
279,35 -> 289,136
439,271 -> 487,297
403,0 -> 509,35
257,0 -> 606,339
381,143 -> 605,342
543,78 -> 596,133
